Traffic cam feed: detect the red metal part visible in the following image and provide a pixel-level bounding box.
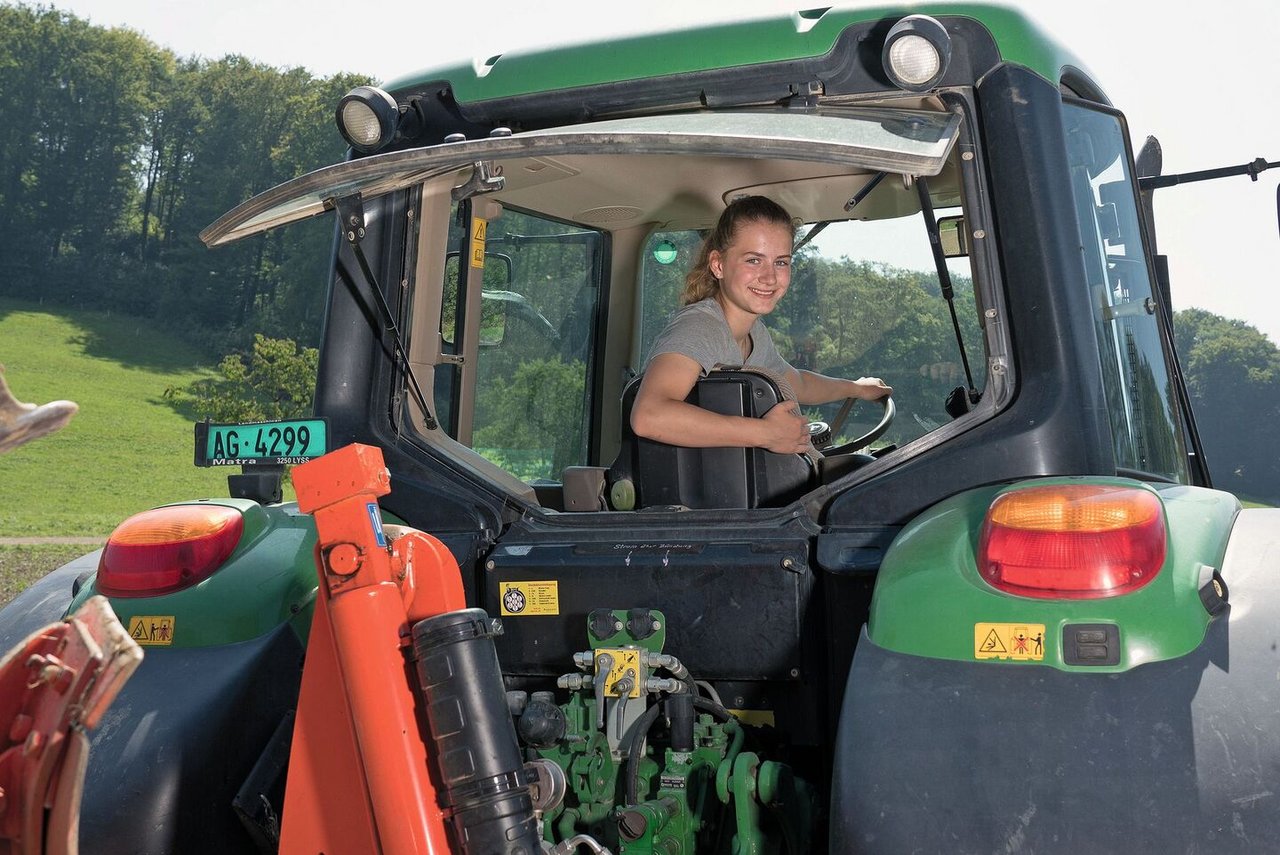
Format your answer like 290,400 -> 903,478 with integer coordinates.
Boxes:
281,443 -> 465,855
0,596 -> 142,855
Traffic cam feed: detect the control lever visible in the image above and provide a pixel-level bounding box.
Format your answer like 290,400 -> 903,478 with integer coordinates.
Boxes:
593,652 -> 614,730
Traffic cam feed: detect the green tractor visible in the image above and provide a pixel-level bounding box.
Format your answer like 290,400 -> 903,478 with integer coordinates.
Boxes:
4,5 -> 1278,853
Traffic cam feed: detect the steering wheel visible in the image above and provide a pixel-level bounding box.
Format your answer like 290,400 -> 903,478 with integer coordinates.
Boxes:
821,396 -> 895,456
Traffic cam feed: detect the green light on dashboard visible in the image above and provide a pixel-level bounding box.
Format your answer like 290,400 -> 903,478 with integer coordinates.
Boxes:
652,240 -> 678,265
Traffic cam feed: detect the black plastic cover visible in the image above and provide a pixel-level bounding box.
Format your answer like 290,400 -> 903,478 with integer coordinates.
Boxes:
832,611 -> 1280,852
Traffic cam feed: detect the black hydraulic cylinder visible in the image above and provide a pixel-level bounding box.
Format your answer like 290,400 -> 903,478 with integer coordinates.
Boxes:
412,608 -> 541,855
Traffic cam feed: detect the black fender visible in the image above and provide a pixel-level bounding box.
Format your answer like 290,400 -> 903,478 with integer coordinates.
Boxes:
2,552 -> 304,854
831,508 -> 1280,853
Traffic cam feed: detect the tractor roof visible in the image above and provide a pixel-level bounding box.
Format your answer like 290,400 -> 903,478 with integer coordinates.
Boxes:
382,3 -> 1093,104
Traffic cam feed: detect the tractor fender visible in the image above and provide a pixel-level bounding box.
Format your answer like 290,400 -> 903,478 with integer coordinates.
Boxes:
831,503 -> 1280,853
0,500 -> 323,853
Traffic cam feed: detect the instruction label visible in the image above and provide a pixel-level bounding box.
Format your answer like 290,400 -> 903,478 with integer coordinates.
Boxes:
128,616 -> 176,646
974,622 -> 1045,661
470,217 -> 487,268
499,580 -> 559,616
598,647 -> 643,698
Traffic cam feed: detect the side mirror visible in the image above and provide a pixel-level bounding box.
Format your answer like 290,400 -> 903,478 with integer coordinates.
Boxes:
938,215 -> 968,257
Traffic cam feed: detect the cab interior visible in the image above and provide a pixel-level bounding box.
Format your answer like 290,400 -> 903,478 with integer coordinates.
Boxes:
392,104 -> 990,512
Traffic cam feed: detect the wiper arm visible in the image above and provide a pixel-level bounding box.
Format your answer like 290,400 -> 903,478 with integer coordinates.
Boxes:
794,172 -> 890,253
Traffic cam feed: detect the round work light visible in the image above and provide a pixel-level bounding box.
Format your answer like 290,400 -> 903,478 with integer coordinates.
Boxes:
336,85 -> 400,153
882,15 -> 953,92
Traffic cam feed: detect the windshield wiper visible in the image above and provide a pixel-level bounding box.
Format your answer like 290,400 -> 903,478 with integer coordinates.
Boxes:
793,172 -> 889,254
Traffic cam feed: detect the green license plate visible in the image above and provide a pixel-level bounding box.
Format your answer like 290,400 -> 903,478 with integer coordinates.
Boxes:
194,418 -> 328,467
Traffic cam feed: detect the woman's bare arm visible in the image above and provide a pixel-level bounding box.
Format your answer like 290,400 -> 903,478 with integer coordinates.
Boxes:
790,370 -> 892,405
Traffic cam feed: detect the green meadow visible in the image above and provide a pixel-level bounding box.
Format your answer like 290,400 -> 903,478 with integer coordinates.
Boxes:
0,297 -> 231,538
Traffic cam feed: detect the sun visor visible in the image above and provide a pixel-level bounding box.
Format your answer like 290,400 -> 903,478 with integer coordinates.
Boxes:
201,108 -> 961,248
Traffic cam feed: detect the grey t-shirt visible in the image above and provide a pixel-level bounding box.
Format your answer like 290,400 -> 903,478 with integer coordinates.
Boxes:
645,298 -> 794,389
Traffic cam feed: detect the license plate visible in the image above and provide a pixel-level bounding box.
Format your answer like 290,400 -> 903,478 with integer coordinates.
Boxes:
194,418 -> 328,466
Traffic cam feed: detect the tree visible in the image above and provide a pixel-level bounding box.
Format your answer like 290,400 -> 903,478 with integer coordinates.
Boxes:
1174,308 -> 1280,503
186,335 -> 318,422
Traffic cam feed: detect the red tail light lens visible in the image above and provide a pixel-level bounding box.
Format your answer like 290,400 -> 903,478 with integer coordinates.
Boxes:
978,485 -> 1166,599
97,505 -> 244,597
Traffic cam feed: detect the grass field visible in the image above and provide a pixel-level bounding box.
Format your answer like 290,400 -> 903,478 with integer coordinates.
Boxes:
0,297 -> 231,537
0,544 -> 91,608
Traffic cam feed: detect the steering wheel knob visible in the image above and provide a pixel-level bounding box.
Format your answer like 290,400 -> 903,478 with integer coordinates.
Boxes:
808,420 -> 832,449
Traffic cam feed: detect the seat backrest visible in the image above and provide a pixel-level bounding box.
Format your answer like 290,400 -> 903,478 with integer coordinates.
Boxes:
607,369 -> 814,510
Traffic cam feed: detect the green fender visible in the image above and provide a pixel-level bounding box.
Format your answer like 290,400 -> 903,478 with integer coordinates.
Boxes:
867,477 -> 1239,673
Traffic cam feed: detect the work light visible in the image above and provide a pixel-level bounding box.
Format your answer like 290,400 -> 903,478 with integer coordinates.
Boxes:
336,85 -> 400,153
882,15 -> 952,92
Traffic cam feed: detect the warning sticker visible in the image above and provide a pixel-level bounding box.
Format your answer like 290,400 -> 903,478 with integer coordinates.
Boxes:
470,217 -> 487,268
499,580 -> 559,616
597,647 -> 643,698
128,616 -> 176,646
974,622 -> 1045,661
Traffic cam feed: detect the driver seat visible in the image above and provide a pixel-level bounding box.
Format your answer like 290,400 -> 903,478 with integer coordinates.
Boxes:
606,369 -> 815,510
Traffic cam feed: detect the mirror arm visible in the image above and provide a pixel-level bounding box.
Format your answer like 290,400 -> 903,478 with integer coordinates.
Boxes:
1138,157 -> 1280,190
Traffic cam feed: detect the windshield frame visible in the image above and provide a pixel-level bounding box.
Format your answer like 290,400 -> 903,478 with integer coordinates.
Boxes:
200,107 -> 963,248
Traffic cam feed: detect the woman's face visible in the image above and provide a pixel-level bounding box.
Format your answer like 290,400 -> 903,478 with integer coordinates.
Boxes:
709,219 -> 793,321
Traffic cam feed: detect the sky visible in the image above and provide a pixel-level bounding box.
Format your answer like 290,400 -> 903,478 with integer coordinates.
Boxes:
50,0 -> 1280,344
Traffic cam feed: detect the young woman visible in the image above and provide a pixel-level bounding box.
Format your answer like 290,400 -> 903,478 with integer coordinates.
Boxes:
631,196 -> 891,454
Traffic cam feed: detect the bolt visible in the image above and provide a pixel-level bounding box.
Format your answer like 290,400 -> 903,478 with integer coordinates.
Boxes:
985,308 -> 998,319
961,151 -> 975,161
781,557 -> 794,570
614,620 -> 623,632
972,229 -> 986,240
485,559 -> 495,570
734,696 -> 745,707
653,620 -> 662,631
789,668 -> 800,678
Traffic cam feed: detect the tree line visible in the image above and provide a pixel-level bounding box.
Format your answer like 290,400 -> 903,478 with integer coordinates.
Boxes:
0,3 -> 362,351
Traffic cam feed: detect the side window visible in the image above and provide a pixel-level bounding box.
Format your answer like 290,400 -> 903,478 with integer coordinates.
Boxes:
638,208 -> 985,451
1063,101 -> 1189,482
438,202 -> 603,483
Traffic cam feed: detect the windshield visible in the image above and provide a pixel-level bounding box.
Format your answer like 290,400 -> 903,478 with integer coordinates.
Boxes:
201,108 -> 962,248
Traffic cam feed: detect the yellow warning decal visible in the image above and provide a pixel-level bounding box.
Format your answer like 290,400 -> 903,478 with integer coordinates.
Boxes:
597,648 -> 643,698
499,580 -> 559,616
727,709 -> 776,728
128,615 -> 175,646
974,622 -> 1045,661
469,217 -> 487,268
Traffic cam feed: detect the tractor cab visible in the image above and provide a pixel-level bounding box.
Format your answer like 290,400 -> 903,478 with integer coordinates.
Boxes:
206,102 -> 987,514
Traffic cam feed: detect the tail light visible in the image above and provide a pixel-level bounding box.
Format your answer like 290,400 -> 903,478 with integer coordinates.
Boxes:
97,505 -> 244,597
978,484 -> 1166,599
